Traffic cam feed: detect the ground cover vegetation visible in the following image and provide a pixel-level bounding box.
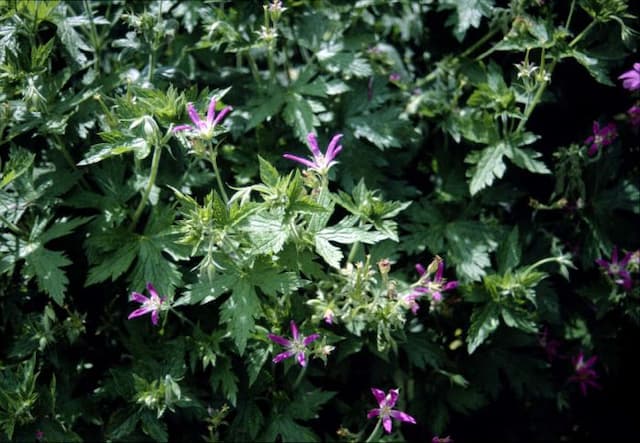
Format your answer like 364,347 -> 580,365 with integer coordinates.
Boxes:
1,0 -> 639,441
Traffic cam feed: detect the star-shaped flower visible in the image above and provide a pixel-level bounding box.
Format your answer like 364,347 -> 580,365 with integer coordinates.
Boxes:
283,132 -> 343,175
267,320 -> 320,367
127,282 -> 165,326
584,121 -> 617,156
596,246 -> 632,290
173,97 -> 232,140
367,388 -> 416,434
568,351 -> 601,396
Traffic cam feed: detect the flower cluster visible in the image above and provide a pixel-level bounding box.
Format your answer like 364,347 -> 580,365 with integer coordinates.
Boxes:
403,257 -> 458,314
568,351 -> 600,396
596,246 -> 635,290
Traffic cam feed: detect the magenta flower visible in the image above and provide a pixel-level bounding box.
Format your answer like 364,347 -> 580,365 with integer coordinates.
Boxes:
628,105 -> 640,127
389,72 -> 401,82
432,437 -> 454,443
584,121 -> 617,156
283,133 -> 343,175
618,63 -> 640,91
367,388 -> 416,434
268,320 -> 320,367
173,97 -> 232,140
128,283 -> 165,325
596,246 -> 632,290
568,351 -> 601,396
404,260 -> 458,313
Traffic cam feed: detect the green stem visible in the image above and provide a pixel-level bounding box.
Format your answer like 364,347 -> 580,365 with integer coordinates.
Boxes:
569,20 -> 597,48
565,0 -> 577,29
516,57 -> 557,133
292,365 -> 307,390
170,307 -> 196,327
461,26 -> 500,60
130,143 -> 162,230
0,213 -> 22,235
348,241 -> 360,263
208,147 -> 229,204
83,0 -> 101,72
246,51 -> 262,85
364,419 -> 382,443
53,135 -> 91,189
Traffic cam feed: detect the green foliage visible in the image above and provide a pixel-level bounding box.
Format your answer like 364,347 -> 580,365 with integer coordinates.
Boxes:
0,0 -> 638,442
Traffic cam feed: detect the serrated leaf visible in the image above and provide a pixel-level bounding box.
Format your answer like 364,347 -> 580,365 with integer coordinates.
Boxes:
210,358 -> 238,406
262,415 -> 319,443
440,0 -> 495,41
25,247 -> 71,305
140,411 -> 168,443
258,155 -> 280,188
466,142 -> 507,195
506,147 -> 550,174
85,239 -> 137,286
220,278 -> 261,354
467,302 -> 500,354
496,226 -> 521,273
245,89 -> 286,131
288,389 -> 336,421
39,217 -> 91,244
314,236 -> 343,269
283,93 -> 318,141
243,212 -> 288,254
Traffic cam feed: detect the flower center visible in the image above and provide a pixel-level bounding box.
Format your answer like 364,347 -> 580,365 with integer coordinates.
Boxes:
379,404 -> 392,418
290,338 -> 306,354
609,263 -> 620,274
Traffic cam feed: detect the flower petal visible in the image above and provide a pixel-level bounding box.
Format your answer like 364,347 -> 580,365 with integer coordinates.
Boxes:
367,408 -> 380,419
128,307 -> 151,320
390,410 -> 417,424
283,154 -> 317,169
151,310 -> 159,325
206,97 -> 217,126
296,351 -> 307,367
130,292 -> 149,303
187,103 -> 202,127
415,263 -> 426,276
303,333 -> 320,346
172,124 -> 193,132
146,282 -> 159,299
325,133 -> 343,161
386,388 -> 399,408
289,320 -> 299,340
273,350 -> 294,364
444,281 -> 458,291
267,333 -> 291,347
382,416 -> 393,434
371,388 -> 386,405
212,106 -> 233,126
306,133 -> 321,157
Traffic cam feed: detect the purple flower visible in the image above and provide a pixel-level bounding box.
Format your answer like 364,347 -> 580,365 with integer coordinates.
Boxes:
568,351 -> 601,396
404,260 -> 458,313
596,246 -> 632,289
584,121 -> 617,156
389,72 -> 401,82
367,388 -> 416,434
618,63 -> 640,91
128,283 -> 165,325
433,437 -> 454,443
35,430 -> 44,441
628,105 -> 640,127
173,97 -> 232,140
283,133 -> 343,175
268,320 -> 320,367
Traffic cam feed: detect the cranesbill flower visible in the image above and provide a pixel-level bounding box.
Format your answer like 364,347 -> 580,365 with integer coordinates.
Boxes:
618,63 -> 640,91
367,388 -> 416,434
568,351 -> 601,396
584,121 -> 617,156
596,246 -> 632,290
128,283 -> 165,326
268,320 -> 320,367
173,97 -> 232,140
283,133 -> 343,175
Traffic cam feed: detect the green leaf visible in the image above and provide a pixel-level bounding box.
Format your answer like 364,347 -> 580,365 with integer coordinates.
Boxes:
439,0 -> 495,41
506,147 -> 550,174
314,236 -> 343,269
179,272 -> 235,305
466,142 -> 507,195
283,93 -> 319,141
229,400 -> 264,442
467,302 -> 500,354
245,88 -> 286,131
243,212 -> 289,255
258,155 -> 280,188
570,49 -> 615,86
25,247 -> 71,305
210,358 -> 238,406
287,389 -> 336,421
39,217 -> 92,244
0,147 -> 34,190
220,278 -> 261,354
496,226 -> 521,273
140,411 -> 168,443
77,139 -> 147,166
85,239 -> 137,286
262,415 -> 319,442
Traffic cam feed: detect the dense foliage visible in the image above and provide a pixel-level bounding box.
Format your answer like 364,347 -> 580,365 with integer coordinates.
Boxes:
1,0 -> 639,441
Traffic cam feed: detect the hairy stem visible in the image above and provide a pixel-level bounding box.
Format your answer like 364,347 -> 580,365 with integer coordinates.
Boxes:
130,143 -> 162,230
